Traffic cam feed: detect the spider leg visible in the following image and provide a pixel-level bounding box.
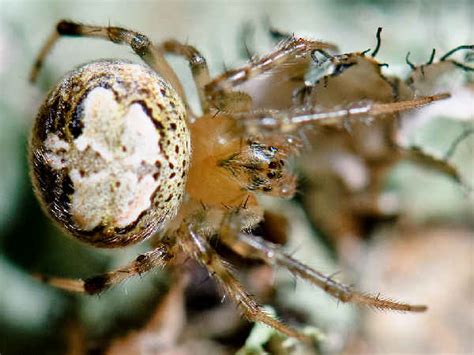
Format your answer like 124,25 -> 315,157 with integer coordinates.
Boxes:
33,242 -> 174,294
30,20 -> 185,100
205,37 -> 337,103
219,229 -> 427,312
236,93 -> 450,134
400,145 -> 463,185
160,40 -> 211,113
177,224 -> 305,339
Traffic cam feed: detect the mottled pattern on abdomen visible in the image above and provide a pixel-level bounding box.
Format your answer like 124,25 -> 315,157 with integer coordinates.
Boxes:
30,60 -> 191,247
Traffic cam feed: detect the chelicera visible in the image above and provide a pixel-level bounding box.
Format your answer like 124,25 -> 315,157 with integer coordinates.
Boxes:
30,20 -> 454,339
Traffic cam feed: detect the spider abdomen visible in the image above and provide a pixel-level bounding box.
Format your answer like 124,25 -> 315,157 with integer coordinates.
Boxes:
30,60 -> 191,247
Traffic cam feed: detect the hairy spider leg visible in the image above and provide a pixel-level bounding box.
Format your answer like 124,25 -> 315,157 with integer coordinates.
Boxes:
235,93 -> 450,134
177,223 -> 307,340
204,37 -> 337,111
29,20 -> 187,102
400,146 -> 463,185
160,40 -> 212,113
217,212 -> 426,312
34,242 -> 175,294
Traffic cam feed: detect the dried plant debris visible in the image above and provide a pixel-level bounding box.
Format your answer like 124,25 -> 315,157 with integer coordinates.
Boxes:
234,28 -> 472,258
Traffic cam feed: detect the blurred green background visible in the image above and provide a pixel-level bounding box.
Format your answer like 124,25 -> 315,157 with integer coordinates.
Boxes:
0,1 -> 472,354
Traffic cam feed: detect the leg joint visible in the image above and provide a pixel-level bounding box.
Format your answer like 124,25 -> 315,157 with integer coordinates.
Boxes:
84,274 -> 110,295
57,20 -> 81,35
190,54 -> 206,67
131,33 -> 152,56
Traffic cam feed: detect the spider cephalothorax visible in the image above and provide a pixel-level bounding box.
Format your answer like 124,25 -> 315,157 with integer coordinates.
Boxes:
29,20 -> 467,339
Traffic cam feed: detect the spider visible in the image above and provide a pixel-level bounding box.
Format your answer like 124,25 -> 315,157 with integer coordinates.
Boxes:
29,20 -> 450,339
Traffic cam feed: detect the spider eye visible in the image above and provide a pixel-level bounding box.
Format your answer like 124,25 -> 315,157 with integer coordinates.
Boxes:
29,60 -> 191,247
